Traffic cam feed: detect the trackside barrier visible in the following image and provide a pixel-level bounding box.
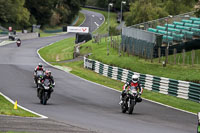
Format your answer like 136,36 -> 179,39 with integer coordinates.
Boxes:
84,57 -> 200,103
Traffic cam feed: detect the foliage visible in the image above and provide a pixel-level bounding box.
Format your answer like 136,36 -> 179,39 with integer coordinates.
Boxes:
109,26 -> 120,36
126,0 -> 168,26
0,0 -> 86,29
123,0 -> 196,26
164,0 -> 196,15
195,0 -> 200,17
92,0 -> 130,11
0,0 -> 30,28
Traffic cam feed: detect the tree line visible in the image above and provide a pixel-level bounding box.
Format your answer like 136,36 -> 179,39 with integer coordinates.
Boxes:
86,0 -> 199,26
0,0 -> 86,29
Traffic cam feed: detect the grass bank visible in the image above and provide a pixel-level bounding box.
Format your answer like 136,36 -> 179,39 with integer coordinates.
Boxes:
39,38 -> 75,62
74,12 -> 85,26
0,94 -> 38,117
39,36 -> 200,113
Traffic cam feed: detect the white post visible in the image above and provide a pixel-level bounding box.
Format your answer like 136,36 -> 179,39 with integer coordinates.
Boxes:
107,3 -> 113,56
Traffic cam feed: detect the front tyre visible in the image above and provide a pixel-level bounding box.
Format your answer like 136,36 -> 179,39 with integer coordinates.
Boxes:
121,102 -> 126,113
41,91 -> 47,105
128,99 -> 135,114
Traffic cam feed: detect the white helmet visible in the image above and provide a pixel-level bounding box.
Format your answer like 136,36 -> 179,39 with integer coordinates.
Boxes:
132,75 -> 138,83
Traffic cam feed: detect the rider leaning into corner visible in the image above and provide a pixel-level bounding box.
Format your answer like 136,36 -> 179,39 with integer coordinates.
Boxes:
119,75 -> 143,104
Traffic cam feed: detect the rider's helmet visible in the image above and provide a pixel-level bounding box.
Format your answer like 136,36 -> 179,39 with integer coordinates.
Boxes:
38,63 -> 43,68
48,70 -> 51,76
45,70 -> 50,77
132,75 -> 138,83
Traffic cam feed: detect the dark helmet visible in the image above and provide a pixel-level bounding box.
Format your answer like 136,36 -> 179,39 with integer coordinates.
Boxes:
45,70 -> 51,76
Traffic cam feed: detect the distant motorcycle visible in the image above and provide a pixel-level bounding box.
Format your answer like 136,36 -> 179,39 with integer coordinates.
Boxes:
34,70 -> 44,88
121,86 -> 139,114
38,78 -> 54,105
16,39 -> 21,47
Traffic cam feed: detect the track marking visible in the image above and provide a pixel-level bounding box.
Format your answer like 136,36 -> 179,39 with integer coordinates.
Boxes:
0,92 -> 48,119
94,22 -> 99,27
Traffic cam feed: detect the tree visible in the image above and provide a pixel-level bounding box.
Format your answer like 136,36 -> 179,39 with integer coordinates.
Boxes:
195,0 -> 200,17
165,0 -> 196,15
0,0 -> 30,28
25,0 -> 85,27
25,0 -> 56,27
125,0 -> 168,26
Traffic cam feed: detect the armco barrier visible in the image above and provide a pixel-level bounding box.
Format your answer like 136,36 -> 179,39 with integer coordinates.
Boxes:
84,57 -> 200,103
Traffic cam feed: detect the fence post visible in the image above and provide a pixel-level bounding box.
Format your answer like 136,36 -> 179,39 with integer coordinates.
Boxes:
158,47 -> 161,63
174,48 -> 177,65
182,49 -> 185,66
192,49 -> 195,66
119,42 -> 121,57
165,48 -> 168,64
144,48 -> 146,60
110,36 -> 111,47
128,44 -> 130,57
123,43 -> 125,56
151,48 -> 153,63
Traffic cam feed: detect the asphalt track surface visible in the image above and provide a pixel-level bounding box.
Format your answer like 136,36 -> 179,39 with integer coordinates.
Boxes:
0,10 -> 197,133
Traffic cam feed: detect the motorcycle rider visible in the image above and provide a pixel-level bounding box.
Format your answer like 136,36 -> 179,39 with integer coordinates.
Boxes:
34,63 -> 45,84
38,70 -> 55,98
119,75 -> 143,104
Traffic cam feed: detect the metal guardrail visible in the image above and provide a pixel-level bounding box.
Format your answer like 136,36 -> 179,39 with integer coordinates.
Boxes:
84,57 -> 200,102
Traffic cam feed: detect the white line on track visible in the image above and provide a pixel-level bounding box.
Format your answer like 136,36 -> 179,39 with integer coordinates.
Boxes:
0,92 -> 48,119
94,22 -> 99,27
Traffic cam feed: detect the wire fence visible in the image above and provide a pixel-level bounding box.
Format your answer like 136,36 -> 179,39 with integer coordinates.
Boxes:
91,33 -> 200,67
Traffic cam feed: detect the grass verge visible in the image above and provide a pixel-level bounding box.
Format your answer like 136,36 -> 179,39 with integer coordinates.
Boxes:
74,12 -> 85,26
0,94 -> 38,117
39,38 -> 75,62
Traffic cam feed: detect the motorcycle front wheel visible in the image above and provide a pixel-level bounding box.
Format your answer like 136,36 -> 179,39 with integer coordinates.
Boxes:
128,99 -> 135,114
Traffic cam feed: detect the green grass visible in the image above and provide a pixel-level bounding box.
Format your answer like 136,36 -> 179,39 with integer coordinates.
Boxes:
0,95 -> 38,117
39,38 -> 75,62
82,8 -> 118,34
198,125 -> 200,132
39,32 -> 57,37
74,12 -> 85,26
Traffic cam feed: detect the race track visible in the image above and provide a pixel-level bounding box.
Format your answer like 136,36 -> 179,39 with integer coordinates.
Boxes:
0,10 -> 196,133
